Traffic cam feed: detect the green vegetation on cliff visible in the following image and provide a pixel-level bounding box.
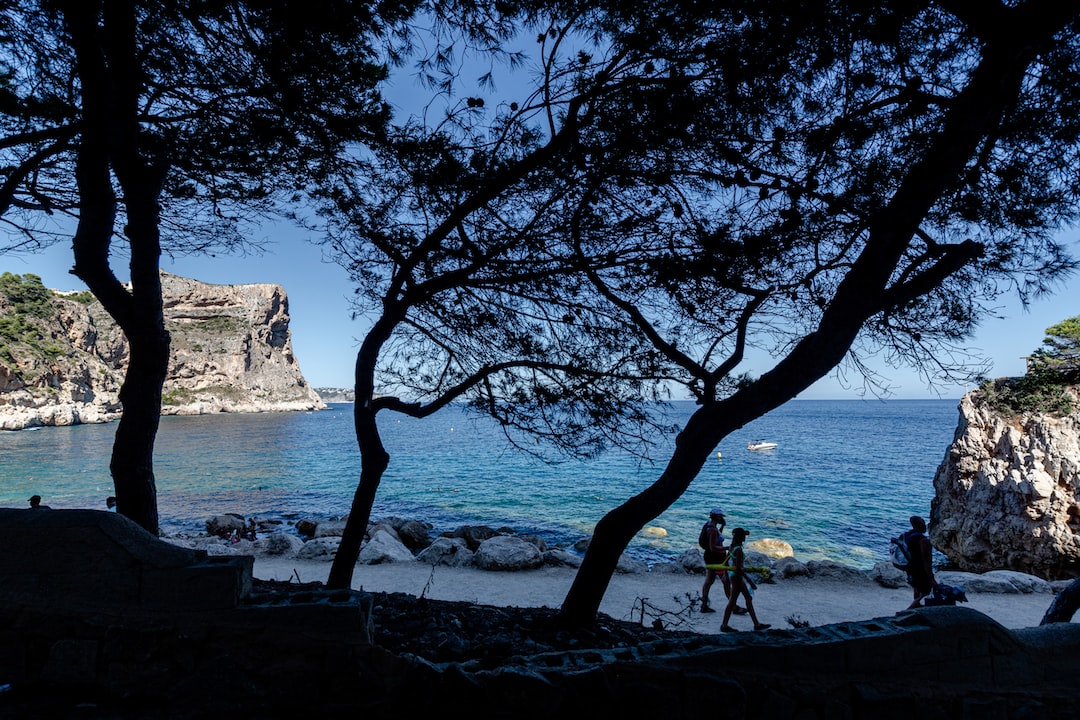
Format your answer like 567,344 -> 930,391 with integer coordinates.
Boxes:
0,272 -> 66,370
0,272 -> 54,318
977,371 -> 1075,417
978,315 -> 1080,417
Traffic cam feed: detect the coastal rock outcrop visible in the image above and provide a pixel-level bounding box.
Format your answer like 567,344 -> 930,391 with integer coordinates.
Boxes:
0,272 -> 323,430
930,389 -> 1080,579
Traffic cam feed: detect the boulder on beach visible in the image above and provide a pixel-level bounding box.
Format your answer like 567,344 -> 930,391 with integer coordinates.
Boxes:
474,535 -> 543,571
417,537 -> 475,567
446,525 -> 502,552
257,532 -> 305,557
206,513 -> 245,538
869,560 -> 907,589
542,549 -> 583,568
359,527 -> 416,565
616,553 -> 649,574
295,537 -> 340,561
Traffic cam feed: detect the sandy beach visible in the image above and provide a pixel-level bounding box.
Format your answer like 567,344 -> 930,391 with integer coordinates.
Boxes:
252,556 -> 1060,632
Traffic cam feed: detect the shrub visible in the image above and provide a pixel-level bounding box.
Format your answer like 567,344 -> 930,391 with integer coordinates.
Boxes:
62,291 -> 97,304
0,273 -> 55,319
162,388 -> 195,406
977,370 -> 1075,417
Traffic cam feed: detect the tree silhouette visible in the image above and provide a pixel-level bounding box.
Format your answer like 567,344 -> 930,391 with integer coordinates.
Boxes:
554,0 -> 1080,625
319,1 -> 1080,624
320,7 -> 686,588
0,0 -> 416,531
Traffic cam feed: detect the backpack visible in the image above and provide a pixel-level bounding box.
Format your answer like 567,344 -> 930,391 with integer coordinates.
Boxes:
889,531 -> 918,570
924,583 -> 967,606
698,523 -> 711,550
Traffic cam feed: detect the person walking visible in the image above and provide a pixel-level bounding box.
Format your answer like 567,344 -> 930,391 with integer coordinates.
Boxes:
902,515 -> 939,609
699,508 -> 746,614
720,527 -> 770,632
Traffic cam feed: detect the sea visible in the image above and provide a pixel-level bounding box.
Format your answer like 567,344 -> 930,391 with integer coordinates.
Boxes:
0,399 -> 962,569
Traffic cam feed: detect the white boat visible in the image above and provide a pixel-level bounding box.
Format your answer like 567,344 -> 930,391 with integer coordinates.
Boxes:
747,440 -> 778,451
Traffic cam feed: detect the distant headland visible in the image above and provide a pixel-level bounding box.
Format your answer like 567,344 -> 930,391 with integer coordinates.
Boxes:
0,272 -> 324,430
314,387 -> 355,403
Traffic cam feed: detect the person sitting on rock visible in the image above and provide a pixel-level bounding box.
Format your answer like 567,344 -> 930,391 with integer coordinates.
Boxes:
28,495 -> 50,509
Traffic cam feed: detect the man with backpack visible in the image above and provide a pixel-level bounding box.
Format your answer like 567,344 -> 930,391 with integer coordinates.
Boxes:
899,515 -> 939,609
699,508 -> 746,615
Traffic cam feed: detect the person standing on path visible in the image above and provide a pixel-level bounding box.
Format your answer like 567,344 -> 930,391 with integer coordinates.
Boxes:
902,515 -> 939,609
720,527 -> 770,632
700,508 -> 746,614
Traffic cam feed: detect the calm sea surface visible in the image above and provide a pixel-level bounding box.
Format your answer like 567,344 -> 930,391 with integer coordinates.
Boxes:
0,399 -> 961,568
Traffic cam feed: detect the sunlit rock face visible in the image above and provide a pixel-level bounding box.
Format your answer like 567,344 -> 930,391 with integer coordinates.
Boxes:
931,390 -> 1080,580
156,273 -> 323,415
0,272 -> 323,430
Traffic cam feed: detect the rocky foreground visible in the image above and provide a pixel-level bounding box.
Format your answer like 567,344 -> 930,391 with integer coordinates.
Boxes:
5,508 -> 1077,720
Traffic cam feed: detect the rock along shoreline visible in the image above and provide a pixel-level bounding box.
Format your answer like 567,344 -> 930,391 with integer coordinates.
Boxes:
172,512 -> 1069,602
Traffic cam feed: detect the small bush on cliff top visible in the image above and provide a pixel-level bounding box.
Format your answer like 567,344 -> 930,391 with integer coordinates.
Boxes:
1028,315 -> 1080,374
978,370 -> 1075,417
980,314 -> 1080,417
61,290 -> 97,304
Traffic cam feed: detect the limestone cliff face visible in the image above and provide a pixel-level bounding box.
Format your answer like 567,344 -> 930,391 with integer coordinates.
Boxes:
0,273 -> 324,430
930,389 -> 1080,579
158,274 -> 324,415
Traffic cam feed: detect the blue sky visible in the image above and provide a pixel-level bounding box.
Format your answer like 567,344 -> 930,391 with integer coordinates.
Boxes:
6,227 -> 1079,400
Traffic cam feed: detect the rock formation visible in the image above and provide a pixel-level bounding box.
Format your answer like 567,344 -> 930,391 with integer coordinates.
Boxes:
0,272 -> 324,430
930,388 -> 1080,579
314,387 -> 355,403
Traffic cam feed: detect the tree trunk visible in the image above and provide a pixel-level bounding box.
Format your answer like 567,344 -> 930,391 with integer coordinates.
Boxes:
559,409 -> 723,626
327,332 -> 391,589
109,323 -> 168,532
108,115 -> 170,533
64,0 -> 169,534
326,398 -> 390,588
1041,577 -> 1080,624
69,201 -> 169,534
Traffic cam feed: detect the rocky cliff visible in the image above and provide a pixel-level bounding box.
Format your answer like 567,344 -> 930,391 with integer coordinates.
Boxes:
931,386 -> 1080,579
0,272 -> 324,430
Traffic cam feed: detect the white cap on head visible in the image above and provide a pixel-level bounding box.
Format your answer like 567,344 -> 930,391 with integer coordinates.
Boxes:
710,508 -> 724,517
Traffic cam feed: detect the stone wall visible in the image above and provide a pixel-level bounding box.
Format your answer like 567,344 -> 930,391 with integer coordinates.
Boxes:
2,509 -> 1079,719
931,390 -> 1080,579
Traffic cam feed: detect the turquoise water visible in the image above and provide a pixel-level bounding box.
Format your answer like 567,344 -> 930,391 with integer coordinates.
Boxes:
0,399 -> 960,568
